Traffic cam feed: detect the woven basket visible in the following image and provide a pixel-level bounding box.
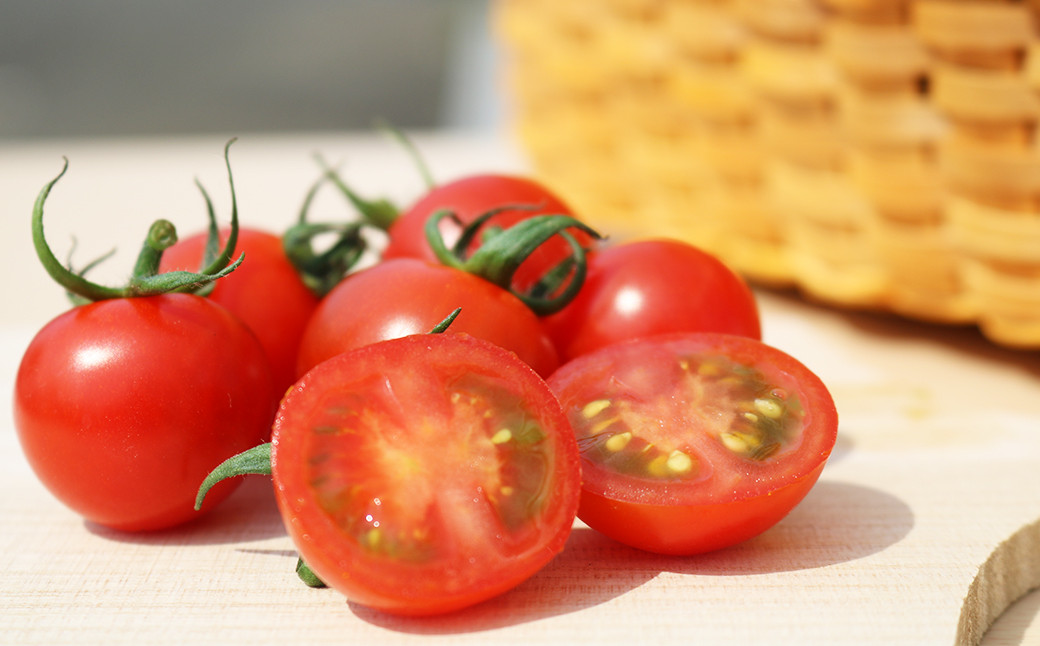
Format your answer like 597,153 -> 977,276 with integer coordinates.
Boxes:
494,0 -> 1040,349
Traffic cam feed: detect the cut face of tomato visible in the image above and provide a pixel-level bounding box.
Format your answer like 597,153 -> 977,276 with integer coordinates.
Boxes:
547,332 -> 838,555
272,333 -> 581,615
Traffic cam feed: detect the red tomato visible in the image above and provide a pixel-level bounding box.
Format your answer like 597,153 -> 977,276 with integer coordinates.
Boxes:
161,227 -> 319,393
547,332 -> 838,555
543,238 -> 762,363
14,294 -> 276,531
382,174 -> 590,292
273,333 -> 581,615
296,257 -> 560,377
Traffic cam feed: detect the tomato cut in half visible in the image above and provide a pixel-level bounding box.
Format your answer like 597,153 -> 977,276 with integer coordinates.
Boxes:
272,333 -> 582,615
546,333 -> 838,555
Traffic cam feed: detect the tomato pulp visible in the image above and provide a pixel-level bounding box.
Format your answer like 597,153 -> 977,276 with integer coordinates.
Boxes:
273,333 -> 581,615
547,333 -> 838,555
14,294 -> 276,531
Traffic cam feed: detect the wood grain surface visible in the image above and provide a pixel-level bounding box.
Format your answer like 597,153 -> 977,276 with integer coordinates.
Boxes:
1,133 -> 1038,645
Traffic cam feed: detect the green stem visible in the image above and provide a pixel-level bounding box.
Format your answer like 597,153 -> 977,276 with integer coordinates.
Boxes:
130,219 -> 179,279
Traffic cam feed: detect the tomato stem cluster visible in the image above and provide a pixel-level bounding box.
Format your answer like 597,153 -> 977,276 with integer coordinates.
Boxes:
31,139 -> 243,303
282,157 -> 399,298
425,208 -> 601,315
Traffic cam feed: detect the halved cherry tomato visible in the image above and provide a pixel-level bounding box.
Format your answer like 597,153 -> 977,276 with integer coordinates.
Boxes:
273,333 -> 582,615
382,174 -> 592,292
295,257 -> 560,377
546,332 -> 838,555
161,226 -> 319,393
543,238 -> 762,363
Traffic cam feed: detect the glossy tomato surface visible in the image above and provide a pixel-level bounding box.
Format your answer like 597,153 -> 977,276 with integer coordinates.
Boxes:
14,294 -> 276,531
543,239 -> 762,363
382,174 -> 590,292
273,333 -> 581,615
295,257 -> 559,377
547,332 -> 837,555
161,226 -> 319,393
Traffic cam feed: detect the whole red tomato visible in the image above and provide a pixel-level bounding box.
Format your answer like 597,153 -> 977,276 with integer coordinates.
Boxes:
382,174 -> 591,292
15,139 -> 276,532
543,238 -> 762,363
14,294 -> 276,531
275,333 -> 581,615
296,258 -> 560,377
161,226 -> 319,393
547,332 -> 838,555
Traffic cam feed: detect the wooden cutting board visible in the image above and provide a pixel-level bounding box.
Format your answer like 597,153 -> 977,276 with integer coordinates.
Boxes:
1,134 -> 1038,645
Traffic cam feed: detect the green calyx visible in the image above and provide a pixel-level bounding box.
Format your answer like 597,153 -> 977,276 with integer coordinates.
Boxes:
428,307 -> 461,333
282,158 -> 396,298
32,139 -> 243,303
194,442 -> 327,589
426,207 -> 601,315
281,123 -> 442,297
194,442 -> 272,510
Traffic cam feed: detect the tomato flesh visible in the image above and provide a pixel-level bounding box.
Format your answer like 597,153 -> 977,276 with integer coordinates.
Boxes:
547,332 -> 837,555
273,333 -> 581,615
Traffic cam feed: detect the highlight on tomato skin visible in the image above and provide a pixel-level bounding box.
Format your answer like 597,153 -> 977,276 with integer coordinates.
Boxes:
14,294 -> 277,532
271,332 -> 583,616
546,332 -> 839,556
542,238 -> 762,364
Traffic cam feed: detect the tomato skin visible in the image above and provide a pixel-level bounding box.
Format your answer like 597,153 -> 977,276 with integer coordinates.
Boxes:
577,462 -> 828,555
547,332 -> 837,555
296,257 -> 560,377
383,174 -> 588,291
543,239 -> 762,363
160,227 -> 319,394
273,333 -> 581,615
13,294 -> 276,532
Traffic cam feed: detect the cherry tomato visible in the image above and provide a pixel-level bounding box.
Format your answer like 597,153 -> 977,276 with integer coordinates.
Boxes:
14,294 -> 276,532
295,257 -> 560,377
161,226 -> 319,393
382,174 -> 592,292
547,332 -> 838,555
543,238 -> 762,363
273,333 -> 581,615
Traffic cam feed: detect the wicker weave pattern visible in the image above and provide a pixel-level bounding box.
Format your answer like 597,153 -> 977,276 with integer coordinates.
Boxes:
495,0 -> 1040,348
